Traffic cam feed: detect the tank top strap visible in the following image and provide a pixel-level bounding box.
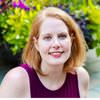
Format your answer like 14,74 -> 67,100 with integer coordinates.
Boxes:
66,72 -> 80,97
20,63 -> 37,97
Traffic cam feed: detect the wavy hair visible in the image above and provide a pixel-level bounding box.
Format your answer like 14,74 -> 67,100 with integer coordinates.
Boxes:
22,7 -> 87,75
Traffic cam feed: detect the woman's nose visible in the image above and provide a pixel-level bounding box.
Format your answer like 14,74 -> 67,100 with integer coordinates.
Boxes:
52,38 -> 60,49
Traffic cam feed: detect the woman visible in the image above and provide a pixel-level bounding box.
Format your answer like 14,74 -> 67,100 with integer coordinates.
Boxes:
0,7 -> 89,98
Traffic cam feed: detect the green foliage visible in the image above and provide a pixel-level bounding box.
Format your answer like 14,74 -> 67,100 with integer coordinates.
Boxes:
4,8 -> 40,55
25,0 -> 59,7
96,48 -> 100,56
0,0 -> 100,56
82,0 -> 100,56
0,12 -> 9,45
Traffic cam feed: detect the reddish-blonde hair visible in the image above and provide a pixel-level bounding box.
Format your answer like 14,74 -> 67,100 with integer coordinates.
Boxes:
22,7 -> 87,75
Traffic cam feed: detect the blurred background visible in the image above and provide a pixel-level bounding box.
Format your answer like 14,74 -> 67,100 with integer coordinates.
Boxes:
0,0 -> 100,97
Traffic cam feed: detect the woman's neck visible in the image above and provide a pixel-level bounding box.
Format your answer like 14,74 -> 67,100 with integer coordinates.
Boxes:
37,62 -> 66,90
40,61 -> 66,82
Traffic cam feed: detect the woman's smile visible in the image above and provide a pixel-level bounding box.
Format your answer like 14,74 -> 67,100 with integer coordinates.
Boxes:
48,51 -> 64,58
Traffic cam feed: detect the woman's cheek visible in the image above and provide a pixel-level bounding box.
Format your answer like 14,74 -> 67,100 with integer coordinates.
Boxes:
62,40 -> 71,51
39,41 -> 51,53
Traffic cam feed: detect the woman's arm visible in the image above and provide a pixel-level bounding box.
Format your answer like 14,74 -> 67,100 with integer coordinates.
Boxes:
0,67 -> 30,98
76,67 -> 90,98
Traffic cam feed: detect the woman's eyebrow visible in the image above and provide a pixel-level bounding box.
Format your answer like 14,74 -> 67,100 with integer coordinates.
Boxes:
41,32 -> 68,36
41,33 -> 52,36
58,32 -> 68,34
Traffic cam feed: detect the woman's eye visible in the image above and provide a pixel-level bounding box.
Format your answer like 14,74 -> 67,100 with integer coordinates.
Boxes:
43,36 -> 52,41
58,34 -> 67,39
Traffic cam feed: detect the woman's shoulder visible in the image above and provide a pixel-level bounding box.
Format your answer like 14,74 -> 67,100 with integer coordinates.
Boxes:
1,66 -> 29,84
76,66 -> 90,97
0,66 -> 30,97
76,66 -> 90,82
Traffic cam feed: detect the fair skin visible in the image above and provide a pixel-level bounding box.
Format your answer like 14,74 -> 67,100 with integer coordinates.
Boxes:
0,17 -> 89,98
34,17 -> 72,91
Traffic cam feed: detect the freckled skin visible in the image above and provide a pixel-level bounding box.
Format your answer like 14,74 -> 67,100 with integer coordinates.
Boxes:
35,17 -> 72,66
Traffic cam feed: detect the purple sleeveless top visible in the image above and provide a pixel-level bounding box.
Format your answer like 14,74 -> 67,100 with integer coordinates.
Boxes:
20,64 -> 80,98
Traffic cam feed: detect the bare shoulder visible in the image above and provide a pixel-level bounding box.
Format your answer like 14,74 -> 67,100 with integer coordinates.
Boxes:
0,67 -> 30,97
2,67 -> 28,80
76,67 -> 90,83
76,67 -> 90,97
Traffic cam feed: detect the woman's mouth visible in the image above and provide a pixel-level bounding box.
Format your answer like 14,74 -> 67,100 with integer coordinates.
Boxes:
49,51 -> 64,58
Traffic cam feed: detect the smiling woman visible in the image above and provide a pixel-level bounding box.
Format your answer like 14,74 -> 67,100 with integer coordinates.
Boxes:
0,7 -> 89,98
33,17 -> 72,68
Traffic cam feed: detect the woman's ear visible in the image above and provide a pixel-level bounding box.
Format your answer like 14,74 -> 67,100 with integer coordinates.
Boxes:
33,37 -> 39,51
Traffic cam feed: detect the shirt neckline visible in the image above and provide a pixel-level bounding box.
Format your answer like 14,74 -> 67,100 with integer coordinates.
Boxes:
33,69 -> 68,92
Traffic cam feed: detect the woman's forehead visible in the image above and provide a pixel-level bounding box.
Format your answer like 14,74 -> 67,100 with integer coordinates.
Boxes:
39,17 -> 69,35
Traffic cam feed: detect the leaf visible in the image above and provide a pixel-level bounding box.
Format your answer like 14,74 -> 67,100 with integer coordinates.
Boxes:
96,48 -> 100,56
36,4 -> 41,11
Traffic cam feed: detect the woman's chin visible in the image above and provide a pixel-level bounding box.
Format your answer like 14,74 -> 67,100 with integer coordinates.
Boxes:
47,61 -> 65,67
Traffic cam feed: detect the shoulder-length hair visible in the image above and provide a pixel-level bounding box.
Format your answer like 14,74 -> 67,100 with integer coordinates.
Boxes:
22,7 -> 87,75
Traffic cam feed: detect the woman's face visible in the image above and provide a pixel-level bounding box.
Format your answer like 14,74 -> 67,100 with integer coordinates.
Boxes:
34,17 -> 72,66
